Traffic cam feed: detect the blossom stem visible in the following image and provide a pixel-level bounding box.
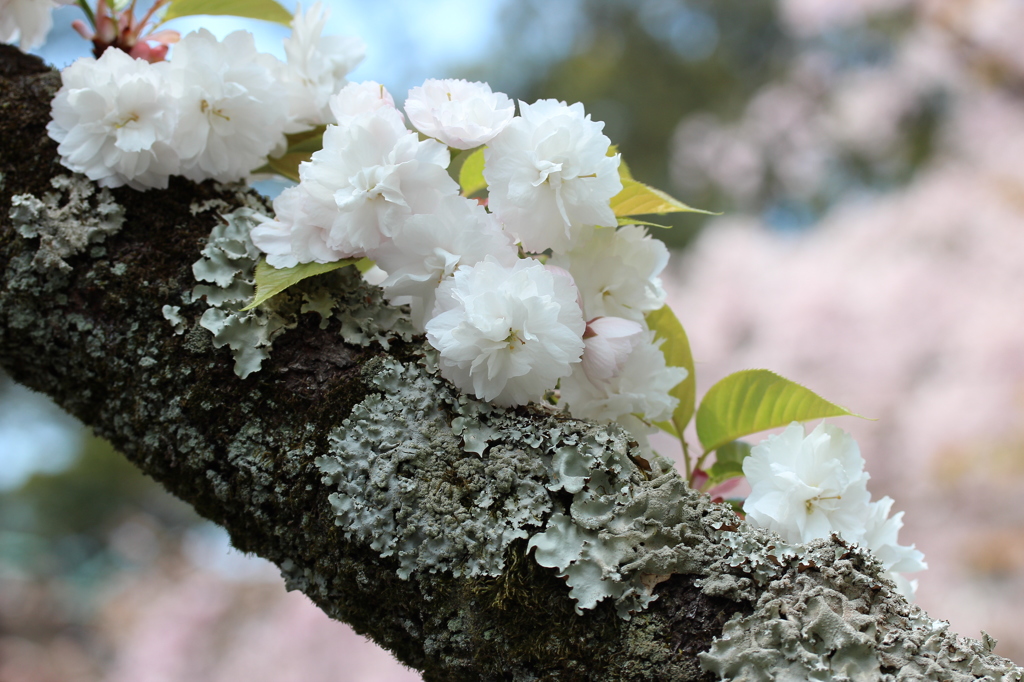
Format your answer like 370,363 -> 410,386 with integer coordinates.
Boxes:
693,448 -> 712,475
678,427 -> 693,480
76,0 -> 96,28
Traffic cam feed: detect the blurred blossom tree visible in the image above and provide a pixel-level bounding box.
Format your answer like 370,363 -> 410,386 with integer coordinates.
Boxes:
480,0 -> 791,247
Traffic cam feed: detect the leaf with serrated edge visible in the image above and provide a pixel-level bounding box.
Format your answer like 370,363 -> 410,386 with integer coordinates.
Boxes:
458,147 -> 486,197
646,305 -> 696,433
695,369 -> 868,454
242,258 -> 366,311
611,179 -> 717,217
163,0 -> 292,24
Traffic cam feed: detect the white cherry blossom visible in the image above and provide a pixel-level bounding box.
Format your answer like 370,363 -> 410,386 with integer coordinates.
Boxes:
743,423 -> 927,597
301,108 -> 457,254
329,81 -> 397,126
282,2 -> 366,130
742,422 -> 873,544
579,316 -> 644,385
250,183 -> 356,268
1,0 -> 73,51
550,225 -> 669,322
405,78 -> 515,149
371,195 -> 517,329
169,29 -> 288,183
560,330 -> 686,432
484,99 -> 622,253
859,496 -> 928,598
426,257 -> 585,407
47,48 -> 180,190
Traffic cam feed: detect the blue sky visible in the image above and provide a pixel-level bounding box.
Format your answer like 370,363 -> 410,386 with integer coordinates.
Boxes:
36,0 -> 510,96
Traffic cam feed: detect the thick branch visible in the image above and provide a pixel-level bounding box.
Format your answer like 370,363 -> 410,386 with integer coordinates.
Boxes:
1,46 -> 1021,682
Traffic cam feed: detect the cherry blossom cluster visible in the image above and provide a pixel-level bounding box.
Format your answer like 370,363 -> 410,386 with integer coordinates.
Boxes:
251,79 -> 687,440
742,422 -> 927,596
45,3 -> 365,190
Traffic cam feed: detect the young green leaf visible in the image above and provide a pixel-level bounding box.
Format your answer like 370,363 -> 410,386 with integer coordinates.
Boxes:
646,305 -> 696,433
706,440 -> 751,487
617,156 -> 634,182
617,217 -> 671,229
259,128 -> 326,181
264,153 -> 304,182
458,147 -> 487,197
654,420 -> 680,438
162,0 -> 293,24
611,179 -> 717,218
285,126 -> 326,153
695,369 -> 866,454
242,257 -> 367,311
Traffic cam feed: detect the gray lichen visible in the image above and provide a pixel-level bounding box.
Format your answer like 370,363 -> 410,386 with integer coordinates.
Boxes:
528,441 -> 736,618
696,525 -> 805,603
699,538 -> 1024,681
187,208 -> 414,377
316,358 -> 553,580
316,355 -> 739,620
295,269 -> 416,350
189,208 -> 295,378
9,174 -> 124,272
162,305 -> 186,334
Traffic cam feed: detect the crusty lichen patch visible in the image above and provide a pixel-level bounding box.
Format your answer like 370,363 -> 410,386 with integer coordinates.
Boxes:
316,356 -> 739,620
186,209 -> 414,378
316,358 -> 553,580
188,207 -> 295,378
699,537 -> 1024,681
9,174 -> 124,272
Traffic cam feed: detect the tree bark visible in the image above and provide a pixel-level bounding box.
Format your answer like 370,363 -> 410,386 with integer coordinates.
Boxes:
1,46 -> 1020,681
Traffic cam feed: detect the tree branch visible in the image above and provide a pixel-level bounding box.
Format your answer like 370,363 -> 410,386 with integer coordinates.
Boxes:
1,46 -> 1020,681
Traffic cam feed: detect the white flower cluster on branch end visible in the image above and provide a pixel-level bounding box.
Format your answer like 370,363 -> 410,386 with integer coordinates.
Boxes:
45,3 -> 365,190
249,76 -> 685,448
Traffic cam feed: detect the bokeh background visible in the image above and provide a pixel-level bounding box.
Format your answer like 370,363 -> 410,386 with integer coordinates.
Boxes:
5,0 -> 1024,679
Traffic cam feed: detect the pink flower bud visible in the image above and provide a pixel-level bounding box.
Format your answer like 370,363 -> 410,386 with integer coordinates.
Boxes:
129,41 -> 169,63
71,20 -> 94,41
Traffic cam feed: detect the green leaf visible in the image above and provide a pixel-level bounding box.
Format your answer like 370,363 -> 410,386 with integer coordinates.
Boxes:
617,217 -> 671,229
162,0 -> 292,24
242,257 -> 367,311
264,153 -> 304,182
259,128 -> 326,181
611,179 -> 717,218
285,126 -> 326,153
646,305 -> 696,433
654,420 -> 680,438
695,369 -> 867,454
607,145 -> 634,180
706,440 -> 751,487
458,147 -> 487,197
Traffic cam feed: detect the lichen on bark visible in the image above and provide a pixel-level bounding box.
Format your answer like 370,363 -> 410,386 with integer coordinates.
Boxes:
1,45 -> 1021,682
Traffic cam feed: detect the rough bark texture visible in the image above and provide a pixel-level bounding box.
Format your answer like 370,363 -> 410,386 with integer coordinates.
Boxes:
2,46 -> 1022,681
